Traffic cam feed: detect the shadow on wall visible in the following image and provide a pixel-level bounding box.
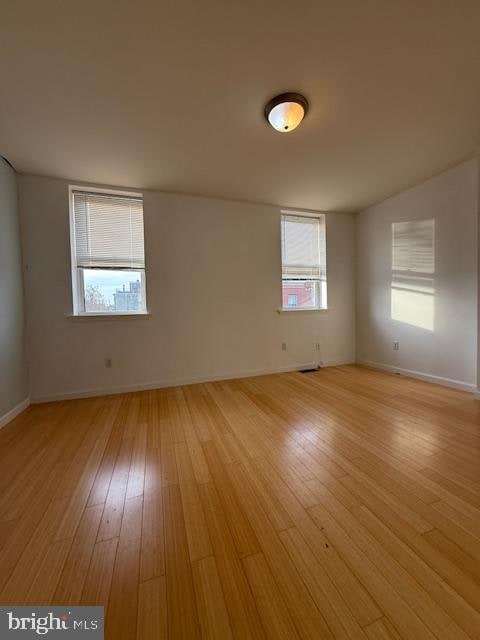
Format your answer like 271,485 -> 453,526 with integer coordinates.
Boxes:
391,219 -> 435,332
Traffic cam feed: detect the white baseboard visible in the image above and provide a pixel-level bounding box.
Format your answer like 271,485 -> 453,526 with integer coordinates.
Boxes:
0,397 -> 30,428
33,361 -> 355,403
321,358 -> 356,368
357,359 -> 477,393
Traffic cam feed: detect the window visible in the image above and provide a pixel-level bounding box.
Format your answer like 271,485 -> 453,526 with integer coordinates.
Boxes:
70,188 -> 147,315
281,212 -> 327,310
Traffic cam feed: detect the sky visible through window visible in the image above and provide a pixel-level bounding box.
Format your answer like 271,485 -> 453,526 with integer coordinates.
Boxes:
84,269 -> 140,305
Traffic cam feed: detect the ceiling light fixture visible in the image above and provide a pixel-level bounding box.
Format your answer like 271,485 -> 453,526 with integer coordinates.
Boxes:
264,92 -> 309,133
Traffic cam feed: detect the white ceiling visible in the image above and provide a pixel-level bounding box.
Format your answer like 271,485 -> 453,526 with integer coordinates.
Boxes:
1,0 -> 480,212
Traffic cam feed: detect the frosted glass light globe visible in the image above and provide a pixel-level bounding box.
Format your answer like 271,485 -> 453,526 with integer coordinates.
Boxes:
265,93 -> 309,133
267,101 -> 305,132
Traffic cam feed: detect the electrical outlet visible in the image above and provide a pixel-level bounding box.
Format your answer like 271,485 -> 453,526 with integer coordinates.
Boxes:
281,342 -> 287,351
393,341 -> 399,351
105,358 -> 112,368
315,342 -> 321,351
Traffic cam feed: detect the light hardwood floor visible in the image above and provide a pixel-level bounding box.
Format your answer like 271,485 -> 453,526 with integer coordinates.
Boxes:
1,365 -> 480,639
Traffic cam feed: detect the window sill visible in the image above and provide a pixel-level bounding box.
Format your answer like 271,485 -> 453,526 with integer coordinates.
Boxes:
276,307 -> 329,314
67,312 -> 150,321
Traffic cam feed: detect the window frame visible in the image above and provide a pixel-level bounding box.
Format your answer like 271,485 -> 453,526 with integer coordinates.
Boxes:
69,185 -> 148,317
280,210 -> 328,312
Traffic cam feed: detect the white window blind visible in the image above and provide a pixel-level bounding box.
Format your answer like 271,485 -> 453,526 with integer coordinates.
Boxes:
72,190 -> 145,269
281,213 -> 327,310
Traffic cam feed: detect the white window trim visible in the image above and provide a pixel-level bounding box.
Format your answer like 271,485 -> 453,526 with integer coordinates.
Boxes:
281,207 -> 327,219
68,185 -> 147,317
279,209 -> 328,312
276,307 -> 329,314
67,311 -> 150,321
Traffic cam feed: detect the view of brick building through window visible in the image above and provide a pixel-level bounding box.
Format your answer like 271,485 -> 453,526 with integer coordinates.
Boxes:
282,281 -> 316,308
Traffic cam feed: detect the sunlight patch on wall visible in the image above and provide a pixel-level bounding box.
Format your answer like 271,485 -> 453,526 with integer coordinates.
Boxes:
391,219 -> 435,331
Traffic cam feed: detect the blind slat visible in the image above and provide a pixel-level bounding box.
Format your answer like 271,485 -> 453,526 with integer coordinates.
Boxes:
281,214 -> 326,280
73,191 -> 145,269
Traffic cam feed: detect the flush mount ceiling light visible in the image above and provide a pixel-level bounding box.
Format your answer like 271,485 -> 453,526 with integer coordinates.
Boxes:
264,92 -> 309,132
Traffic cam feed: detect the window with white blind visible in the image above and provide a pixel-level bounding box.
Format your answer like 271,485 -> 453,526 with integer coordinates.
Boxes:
281,212 -> 327,310
69,187 -> 147,315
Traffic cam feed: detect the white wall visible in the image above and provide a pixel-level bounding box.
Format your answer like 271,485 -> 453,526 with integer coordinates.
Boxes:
356,159 -> 478,389
0,158 -> 28,420
18,175 -> 356,401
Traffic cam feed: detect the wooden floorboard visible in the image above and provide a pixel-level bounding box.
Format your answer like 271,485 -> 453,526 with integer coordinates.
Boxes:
1,364 -> 480,638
